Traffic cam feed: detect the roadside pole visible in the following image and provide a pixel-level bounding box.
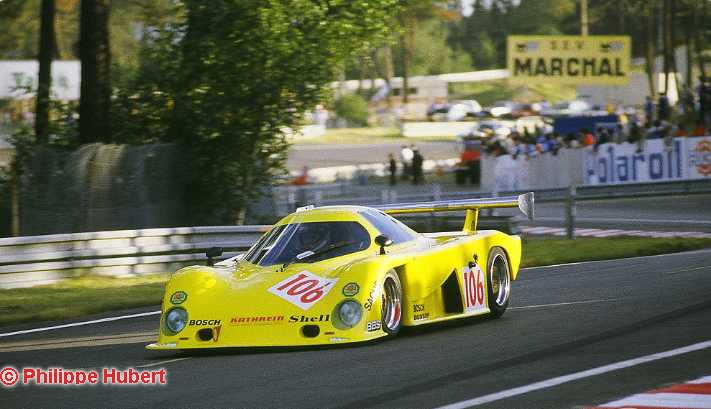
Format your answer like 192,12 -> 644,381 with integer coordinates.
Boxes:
566,185 -> 577,239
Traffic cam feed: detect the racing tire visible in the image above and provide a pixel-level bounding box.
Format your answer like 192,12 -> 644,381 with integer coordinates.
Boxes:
381,270 -> 403,336
486,247 -> 511,318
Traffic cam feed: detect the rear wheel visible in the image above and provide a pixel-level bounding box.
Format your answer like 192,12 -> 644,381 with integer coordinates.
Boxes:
381,270 -> 402,335
486,247 -> 511,318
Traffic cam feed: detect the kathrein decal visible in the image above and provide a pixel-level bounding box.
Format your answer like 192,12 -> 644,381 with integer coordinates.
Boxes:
230,315 -> 285,325
170,291 -> 187,305
462,264 -> 486,312
268,271 -> 338,310
342,282 -> 360,297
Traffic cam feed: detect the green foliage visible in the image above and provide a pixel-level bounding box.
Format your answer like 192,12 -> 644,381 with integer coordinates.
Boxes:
334,94 -> 370,127
167,0 -> 399,225
405,19 -> 472,75
449,79 -> 576,105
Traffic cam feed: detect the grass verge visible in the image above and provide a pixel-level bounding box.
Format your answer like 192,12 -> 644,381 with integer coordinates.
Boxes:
521,236 -> 711,268
0,274 -> 169,328
1,236 -> 710,328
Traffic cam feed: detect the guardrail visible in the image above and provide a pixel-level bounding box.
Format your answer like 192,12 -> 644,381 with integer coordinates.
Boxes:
0,225 -> 269,289
3,179 -> 710,289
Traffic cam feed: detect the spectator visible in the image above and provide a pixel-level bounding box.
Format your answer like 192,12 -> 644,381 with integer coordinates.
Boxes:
646,120 -> 664,139
582,129 -> 595,146
691,120 -> 707,137
411,148 -> 424,185
702,78 -> 711,128
680,86 -> 695,117
399,145 -> 413,180
388,153 -> 397,186
673,123 -> 688,137
644,96 -> 655,126
628,120 -> 641,145
657,92 -> 670,121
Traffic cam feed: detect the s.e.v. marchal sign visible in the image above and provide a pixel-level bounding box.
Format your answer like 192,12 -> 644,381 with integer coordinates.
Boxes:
507,35 -> 631,85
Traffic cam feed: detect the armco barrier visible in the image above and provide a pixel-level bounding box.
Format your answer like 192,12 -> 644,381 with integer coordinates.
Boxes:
0,225 -> 269,289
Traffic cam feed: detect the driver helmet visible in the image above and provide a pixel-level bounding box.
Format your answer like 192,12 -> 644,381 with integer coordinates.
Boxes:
295,223 -> 330,252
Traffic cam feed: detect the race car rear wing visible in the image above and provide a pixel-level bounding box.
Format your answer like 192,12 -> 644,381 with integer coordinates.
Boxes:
375,192 -> 534,234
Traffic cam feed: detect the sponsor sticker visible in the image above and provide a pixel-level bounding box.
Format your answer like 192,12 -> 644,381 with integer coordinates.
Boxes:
413,303 -> 429,321
690,139 -> 711,176
188,319 -> 221,326
230,315 -> 284,325
288,314 -> 330,323
268,271 -> 337,310
342,282 -> 360,297
363,281 -> 377,311
170,291 -> 187,305
462,264 -> 486,312
366,320 -> 381,332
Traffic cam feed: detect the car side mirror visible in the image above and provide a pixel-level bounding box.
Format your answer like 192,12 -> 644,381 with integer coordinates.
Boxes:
375,235 -> 393,255
206,247 -> 223,266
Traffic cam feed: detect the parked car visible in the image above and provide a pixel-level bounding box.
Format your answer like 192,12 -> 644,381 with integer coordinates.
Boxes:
540,100 -> 591,118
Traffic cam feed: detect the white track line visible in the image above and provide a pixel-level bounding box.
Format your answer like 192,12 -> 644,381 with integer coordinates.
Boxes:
435,339 -> 711,409
0,310 -> 161,338
510,299 -> 622,310
136,357 -> 190,368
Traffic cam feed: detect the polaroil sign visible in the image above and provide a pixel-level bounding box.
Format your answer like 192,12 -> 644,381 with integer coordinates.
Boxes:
507,35 -> 630,85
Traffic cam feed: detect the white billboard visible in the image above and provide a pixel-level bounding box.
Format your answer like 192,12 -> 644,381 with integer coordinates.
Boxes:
0,60 -> 80,100
584,137 -> 711,185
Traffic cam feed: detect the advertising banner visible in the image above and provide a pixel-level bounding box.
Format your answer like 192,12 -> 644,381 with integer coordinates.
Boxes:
507,35 -> 630,85
584,137 -> 711,185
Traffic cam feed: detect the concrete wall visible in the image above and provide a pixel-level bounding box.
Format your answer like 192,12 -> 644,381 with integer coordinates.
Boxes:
481,148 -> 586,192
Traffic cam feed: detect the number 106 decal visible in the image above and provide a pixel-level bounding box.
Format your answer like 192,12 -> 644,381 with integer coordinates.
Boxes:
461,264 -> 486,312
268,271 -> 337,310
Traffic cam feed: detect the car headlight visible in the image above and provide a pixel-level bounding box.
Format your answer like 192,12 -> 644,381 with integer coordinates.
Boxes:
338,300 -> 362,328
164,307 -> 188,334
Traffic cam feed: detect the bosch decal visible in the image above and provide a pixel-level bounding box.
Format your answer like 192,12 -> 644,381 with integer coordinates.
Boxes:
413,303 -> 429,320
188,319 -> 221,326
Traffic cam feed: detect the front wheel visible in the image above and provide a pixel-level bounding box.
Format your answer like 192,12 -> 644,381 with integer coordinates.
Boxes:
381,270 -> 402,335
486,247 -> 511,318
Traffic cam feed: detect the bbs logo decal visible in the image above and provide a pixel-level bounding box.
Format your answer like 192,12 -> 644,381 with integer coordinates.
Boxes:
462,264 -> 486,312
268,271 -> 337,310
366,320 -> 381,332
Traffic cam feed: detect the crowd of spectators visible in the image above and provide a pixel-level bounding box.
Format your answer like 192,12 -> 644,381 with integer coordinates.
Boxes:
481,77 -> 711,159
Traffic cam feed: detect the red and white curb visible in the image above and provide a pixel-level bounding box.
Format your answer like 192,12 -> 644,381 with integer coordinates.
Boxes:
588,375 -> 711,409
522,226 -> 711,239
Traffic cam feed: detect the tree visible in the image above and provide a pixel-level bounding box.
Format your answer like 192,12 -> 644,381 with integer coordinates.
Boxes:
35,0 -> 55,143
78,0 -> 111,144
170,1 -> 399,225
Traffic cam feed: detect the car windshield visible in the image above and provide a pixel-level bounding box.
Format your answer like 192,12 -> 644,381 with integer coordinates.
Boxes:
244,221 -> 371,266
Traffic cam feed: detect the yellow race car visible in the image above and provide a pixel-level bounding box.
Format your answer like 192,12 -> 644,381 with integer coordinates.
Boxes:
146,193 -> 534,350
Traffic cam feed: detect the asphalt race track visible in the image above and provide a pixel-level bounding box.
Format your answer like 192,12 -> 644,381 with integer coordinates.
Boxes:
2,250 -> 711,408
